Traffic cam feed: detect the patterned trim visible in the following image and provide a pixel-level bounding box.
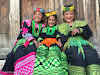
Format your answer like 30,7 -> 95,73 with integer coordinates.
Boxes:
45,11 -> 56,17
41,38 -> 59,47
62,5 -> 75,11
33,8 -> 45,13
0,70 -> 13,75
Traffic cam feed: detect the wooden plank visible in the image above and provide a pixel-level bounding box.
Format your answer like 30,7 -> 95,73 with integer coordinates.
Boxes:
49,0 -> 55,10
0,0 -> 9,33
21,0 -> 49,20
0,0 -> 9,49
83,0 -> 88,21
45,0 -> 49,10
42,0 -> 45,9
59,0 -> 63,23
21,0 -> 33,20
76,0 -> 84,20
87,0 -> 96,34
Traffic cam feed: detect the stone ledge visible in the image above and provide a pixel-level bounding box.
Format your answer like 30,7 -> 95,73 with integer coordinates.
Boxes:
0,60 -> 5,70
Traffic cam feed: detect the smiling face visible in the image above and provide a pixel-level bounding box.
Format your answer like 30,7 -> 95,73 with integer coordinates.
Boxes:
48,15 -> 57,27
33,11 -> 43,23
63,11 -> 75,23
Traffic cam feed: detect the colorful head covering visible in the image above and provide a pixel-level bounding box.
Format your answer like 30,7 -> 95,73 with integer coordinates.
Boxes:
45,10 -> 57,17
62,4 -> 75,12
33,8 -> 45,13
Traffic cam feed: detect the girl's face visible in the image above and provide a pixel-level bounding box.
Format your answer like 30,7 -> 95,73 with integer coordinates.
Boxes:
63,11 -> 75,23
33,11 -> 43,23
48,16 -> 56,27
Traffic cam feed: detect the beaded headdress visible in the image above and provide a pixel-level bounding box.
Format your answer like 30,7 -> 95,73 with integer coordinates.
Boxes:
33,8 -> 45,13
45,9 -> 56,17
62,4 -> 75,12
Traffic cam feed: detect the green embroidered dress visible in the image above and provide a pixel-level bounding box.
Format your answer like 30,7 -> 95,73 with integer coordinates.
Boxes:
33,26 -> 68,75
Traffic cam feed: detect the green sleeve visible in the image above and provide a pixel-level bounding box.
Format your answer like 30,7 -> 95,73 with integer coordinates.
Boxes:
37,37 -> 43,42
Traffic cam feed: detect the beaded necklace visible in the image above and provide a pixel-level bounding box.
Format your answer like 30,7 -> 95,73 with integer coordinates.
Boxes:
32,20 -> 42,37
46,26 -> 56,35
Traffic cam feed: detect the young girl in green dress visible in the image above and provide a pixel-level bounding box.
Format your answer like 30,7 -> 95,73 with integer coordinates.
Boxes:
33,10 -> 68,75
57,4 -> 100,75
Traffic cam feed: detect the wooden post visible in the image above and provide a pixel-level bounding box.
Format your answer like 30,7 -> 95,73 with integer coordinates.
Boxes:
9,0 -> 20,48
96,0 -> 100,41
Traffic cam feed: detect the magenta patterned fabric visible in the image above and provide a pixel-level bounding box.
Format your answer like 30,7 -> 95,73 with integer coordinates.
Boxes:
14,52 -> 36,75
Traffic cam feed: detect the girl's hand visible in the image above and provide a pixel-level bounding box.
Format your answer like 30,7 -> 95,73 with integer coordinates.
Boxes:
27,37 -> 35,41
71,28 -> 79,36
58,42 -> 62,47
57,39 -> 62,47
36,42 -> 42,48
33,40 -> 38,48
38,42 -> 42,46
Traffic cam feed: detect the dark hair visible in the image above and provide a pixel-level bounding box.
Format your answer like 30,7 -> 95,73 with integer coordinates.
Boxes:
40,13 -> 46,24
46,15 -> 58,26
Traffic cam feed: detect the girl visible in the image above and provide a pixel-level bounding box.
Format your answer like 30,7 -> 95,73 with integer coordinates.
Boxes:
0,8 -> 45,75
57,4 -> 100,75
33,11 -> 68,75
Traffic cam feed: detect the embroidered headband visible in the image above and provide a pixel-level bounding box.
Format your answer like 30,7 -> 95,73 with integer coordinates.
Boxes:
33,8 -> 45,13
45,11 -> 56,17
62,4 -> 75,12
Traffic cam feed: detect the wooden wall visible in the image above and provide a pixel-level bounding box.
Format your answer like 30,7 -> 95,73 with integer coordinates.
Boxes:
20,0 -> 63,22
21,0 -> 49,20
